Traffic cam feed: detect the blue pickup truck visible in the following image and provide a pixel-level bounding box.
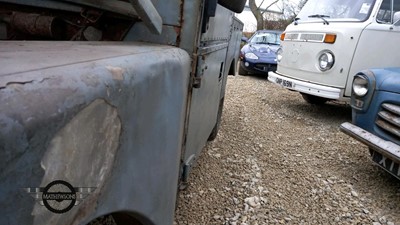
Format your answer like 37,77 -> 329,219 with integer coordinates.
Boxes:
341,68 -> 400,180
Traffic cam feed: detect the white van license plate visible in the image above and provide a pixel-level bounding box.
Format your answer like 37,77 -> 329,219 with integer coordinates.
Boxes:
276,78 -> 293,88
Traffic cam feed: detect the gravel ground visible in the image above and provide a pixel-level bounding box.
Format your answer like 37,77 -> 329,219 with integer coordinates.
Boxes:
174,74 -> 400,225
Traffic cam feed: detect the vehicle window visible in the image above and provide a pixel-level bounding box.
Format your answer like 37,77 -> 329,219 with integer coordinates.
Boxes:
377,0 -> 400,23
297,0 -> 376,22
249,32 -> 280,45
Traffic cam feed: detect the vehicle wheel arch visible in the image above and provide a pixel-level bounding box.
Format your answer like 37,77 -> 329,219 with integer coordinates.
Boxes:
208,97 -> 225,141
238,64 -> 248,75
86,211 -> 155,225
228,58 -> 236,75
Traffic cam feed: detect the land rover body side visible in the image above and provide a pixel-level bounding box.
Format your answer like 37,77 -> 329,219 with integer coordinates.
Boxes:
340,68 -> 400,180
0,0 -> 245,225
268,0 -> 400,104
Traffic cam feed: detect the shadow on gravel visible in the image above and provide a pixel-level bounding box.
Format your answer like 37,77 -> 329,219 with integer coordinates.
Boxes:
239,73 -> 269,80
286,101 -> 352,123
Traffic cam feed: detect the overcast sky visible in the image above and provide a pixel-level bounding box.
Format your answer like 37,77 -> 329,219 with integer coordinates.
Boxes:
237,0 -> 301,32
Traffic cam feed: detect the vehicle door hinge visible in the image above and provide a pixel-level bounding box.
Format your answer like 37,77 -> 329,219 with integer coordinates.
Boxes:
193,56 -> 207,88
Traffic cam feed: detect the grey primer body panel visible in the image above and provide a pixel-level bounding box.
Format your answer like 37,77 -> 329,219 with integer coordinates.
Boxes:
0,41 -> 190,225
183,5 -> 237,173
126,2 -> 243,179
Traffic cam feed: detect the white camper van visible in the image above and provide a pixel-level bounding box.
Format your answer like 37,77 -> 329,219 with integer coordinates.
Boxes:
268,0 -> 400,104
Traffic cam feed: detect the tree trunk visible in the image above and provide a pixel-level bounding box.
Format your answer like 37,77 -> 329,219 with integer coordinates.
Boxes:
249,0 -> 264,30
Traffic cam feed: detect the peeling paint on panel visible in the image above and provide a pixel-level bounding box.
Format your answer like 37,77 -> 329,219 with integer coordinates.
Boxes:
32,99 -> 121,225
106,66 -> 125,81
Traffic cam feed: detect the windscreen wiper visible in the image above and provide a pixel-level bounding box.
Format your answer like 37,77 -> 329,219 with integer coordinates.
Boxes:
293,17 -> 300,25
308,14 -> 330,25
255,42 -> 279,45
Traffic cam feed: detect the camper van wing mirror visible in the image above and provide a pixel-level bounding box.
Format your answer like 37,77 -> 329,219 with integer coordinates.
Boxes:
393,12 -> 400,26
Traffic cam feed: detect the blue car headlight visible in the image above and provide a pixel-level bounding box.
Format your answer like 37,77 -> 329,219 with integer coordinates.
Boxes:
353,75 -> 369,97
245,52 -> 258,60
351,70 -> 376,112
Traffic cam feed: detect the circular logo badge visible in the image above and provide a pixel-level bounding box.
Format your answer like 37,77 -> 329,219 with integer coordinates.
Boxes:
42,180 -> 76,214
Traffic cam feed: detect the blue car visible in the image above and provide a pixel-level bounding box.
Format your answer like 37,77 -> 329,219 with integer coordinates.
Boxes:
239,30 -> 282,76
340,68 -> 400,180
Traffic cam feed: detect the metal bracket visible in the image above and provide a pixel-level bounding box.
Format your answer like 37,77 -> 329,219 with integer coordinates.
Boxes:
129,0 -> 163,35
202,0 -> 218,33
181,154 -> 196,184
59,0 -> 139,18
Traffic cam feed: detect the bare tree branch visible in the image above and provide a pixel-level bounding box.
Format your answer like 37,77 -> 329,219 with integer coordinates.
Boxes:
261,0 -> 280,15
249,0 -> 264,30
249,0 -> 307,30
257,0 -> 266,10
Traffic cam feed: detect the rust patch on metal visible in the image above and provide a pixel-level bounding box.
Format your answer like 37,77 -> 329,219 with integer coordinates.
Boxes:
2,4 -> 135,41
175,0 -> 184,46
174,26 -> 181,34
383,103 -> 400,115
10,12 -> 65,39
376,118 -> 400,139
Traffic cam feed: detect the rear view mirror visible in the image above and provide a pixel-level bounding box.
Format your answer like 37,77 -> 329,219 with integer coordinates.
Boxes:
241,36 -> 248,42
218,0 -> 246,13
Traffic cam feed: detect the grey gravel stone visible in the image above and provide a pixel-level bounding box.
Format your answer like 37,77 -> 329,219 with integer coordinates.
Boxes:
351,190 -> 359,197
284,217 -> 292,221
174,75 -> 400,225
379,216 -> 387,223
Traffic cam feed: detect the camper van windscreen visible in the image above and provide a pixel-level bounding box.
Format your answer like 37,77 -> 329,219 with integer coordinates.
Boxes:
296,0 -> 376,23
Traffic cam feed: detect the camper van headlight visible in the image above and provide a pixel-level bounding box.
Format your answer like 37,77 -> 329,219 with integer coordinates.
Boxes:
318,51 -> 334,71
276,48 -> 283,62
353,75 -> 369,97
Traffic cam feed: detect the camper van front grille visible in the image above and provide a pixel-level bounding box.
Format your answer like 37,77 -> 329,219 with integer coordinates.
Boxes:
284,32 -> 325,42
